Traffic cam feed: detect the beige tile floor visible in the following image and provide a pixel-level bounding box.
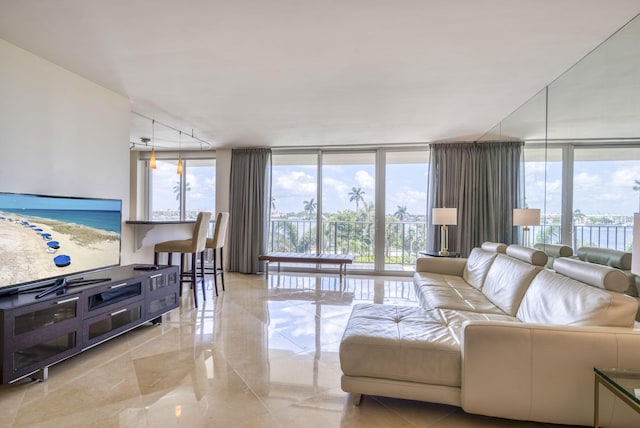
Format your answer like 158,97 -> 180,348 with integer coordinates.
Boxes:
0,272 -> 577,427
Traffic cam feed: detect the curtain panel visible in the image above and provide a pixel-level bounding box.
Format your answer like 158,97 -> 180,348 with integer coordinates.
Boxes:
228,148 -> 272,273
428,141 -> 522,257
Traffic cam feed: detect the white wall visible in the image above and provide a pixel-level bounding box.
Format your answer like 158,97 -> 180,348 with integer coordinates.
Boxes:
0,39 -> 136,263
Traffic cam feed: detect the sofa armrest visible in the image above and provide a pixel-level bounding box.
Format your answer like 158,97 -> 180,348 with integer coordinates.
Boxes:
415,256 -> 467,275
460,321 -> 640,426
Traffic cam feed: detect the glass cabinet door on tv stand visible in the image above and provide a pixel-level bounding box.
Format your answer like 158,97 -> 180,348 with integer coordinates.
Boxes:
3,292 -> 82,383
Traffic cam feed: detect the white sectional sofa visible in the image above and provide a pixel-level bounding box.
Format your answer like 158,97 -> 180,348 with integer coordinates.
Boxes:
339,243 -> 640,427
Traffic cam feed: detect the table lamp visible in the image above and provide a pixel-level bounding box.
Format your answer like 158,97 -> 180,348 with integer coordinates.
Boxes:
432,207 -> 457,255
513,208 -> 540,248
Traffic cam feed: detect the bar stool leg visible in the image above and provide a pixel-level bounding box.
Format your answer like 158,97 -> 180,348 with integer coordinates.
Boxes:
212,248 -> 219,296
220,247 -> 225,291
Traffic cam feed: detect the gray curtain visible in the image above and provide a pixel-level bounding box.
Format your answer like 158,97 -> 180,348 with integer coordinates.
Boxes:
228,148 -> 272,273
428,141 -> 522,257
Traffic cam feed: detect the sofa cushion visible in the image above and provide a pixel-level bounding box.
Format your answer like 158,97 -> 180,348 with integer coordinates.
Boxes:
417,284 -> 507,314
416,256 -> 467,276
533,243 -> 573,269
506,245 -> 548,267
576,246 -> 632,270
480,242 -> 507,253
482,254 -> 541,316
462,248 -> 499,290
517,269 -> 638,327
340,304 -> 461,386
553,257 -> 629,292
414,271 -> 471,289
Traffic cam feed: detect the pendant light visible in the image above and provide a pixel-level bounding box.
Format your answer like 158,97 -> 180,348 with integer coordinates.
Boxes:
149,119 -> 157,169
177,131 -> 183,175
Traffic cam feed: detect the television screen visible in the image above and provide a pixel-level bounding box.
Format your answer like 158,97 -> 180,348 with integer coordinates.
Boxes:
0,192 -> 121,292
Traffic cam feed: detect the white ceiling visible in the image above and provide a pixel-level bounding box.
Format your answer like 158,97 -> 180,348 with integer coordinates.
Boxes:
0,0 -> 639,150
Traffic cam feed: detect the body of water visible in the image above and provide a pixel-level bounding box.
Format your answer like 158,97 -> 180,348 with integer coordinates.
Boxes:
0,209 -> 121,234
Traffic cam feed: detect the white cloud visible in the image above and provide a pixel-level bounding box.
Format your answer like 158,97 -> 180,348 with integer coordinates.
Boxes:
612,165 -> 640,186
323,177 -> 349,196
355,170 -> 374,189
574,172 -> 602,190
273,170 -> 316,196
387,189 -> 427,214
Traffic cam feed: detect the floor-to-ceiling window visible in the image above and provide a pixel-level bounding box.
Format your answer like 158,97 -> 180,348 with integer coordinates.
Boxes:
269,148 -> 428,274
150,159 -> 182,220
322,152 -> 376,270
183,158 -> 216,219
524,143 -> 640,251
149,157 -> 215,221
572,146 -> 639,251
384,150 -> 429,271
269,153 -> 318,253
523,145 -> 563,245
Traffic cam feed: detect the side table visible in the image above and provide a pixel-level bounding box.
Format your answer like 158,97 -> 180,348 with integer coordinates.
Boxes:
419,250 -> 460,258
593,367 -> 640,427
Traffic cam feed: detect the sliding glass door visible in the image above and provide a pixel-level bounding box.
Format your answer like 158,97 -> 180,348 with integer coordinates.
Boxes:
270,153 -> 318,253
322,152 -> 376,270
384,150 -> 429,271
269,148 -> 429,274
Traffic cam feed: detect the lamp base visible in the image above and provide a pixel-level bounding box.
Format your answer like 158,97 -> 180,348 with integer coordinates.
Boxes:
521,226 -> 531,248
439,225 -> 450,256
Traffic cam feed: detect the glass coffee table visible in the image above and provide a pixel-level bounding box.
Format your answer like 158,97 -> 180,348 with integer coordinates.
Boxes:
594,367 -> 640,427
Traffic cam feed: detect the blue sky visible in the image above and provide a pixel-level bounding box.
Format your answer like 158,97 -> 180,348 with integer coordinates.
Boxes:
272,162 -> 428,215
150,151 -> 640,217
526,158 -> 640,216
152,160 -> 215,212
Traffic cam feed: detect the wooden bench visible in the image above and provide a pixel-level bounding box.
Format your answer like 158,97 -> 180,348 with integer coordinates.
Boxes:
258,252 -> 354,283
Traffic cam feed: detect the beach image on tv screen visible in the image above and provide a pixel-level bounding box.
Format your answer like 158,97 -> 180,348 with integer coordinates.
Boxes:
0,193 -> 121,289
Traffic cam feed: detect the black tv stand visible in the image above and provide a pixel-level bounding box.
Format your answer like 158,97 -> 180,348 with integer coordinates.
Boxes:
34,277 -> 111,299
0,264 -> 180,384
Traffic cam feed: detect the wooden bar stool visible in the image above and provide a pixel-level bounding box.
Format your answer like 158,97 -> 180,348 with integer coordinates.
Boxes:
154,211 -> 211,308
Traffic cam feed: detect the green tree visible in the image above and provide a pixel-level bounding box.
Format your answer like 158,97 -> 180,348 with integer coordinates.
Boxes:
303,198 -> 317,219
173,181 -> 191,209
348,187 -> 365,210
573,209 -> 586,224
394,205 -> 408,221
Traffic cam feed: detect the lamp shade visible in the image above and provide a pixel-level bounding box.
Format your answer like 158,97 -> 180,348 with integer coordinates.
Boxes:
513,208 -> 541,226
432,208 -> 457,225
633,213 -> 640,275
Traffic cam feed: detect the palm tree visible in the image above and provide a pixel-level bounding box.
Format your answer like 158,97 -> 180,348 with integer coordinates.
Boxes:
348,187 -> 365,210
271,197 -> 276,211
633,179 -> 640,212
394,205 -> 408,221
303,198 -> 316,219
573,209 -> 586,224
173,181 -> 191,201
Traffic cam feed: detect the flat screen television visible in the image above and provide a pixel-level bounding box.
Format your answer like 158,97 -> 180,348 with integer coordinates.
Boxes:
0,192 -> 122,296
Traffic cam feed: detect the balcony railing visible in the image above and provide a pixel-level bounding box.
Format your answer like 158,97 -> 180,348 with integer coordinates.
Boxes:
531,224 -> 634,252
269,220 -> 634,270
268,219 -> 427,269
